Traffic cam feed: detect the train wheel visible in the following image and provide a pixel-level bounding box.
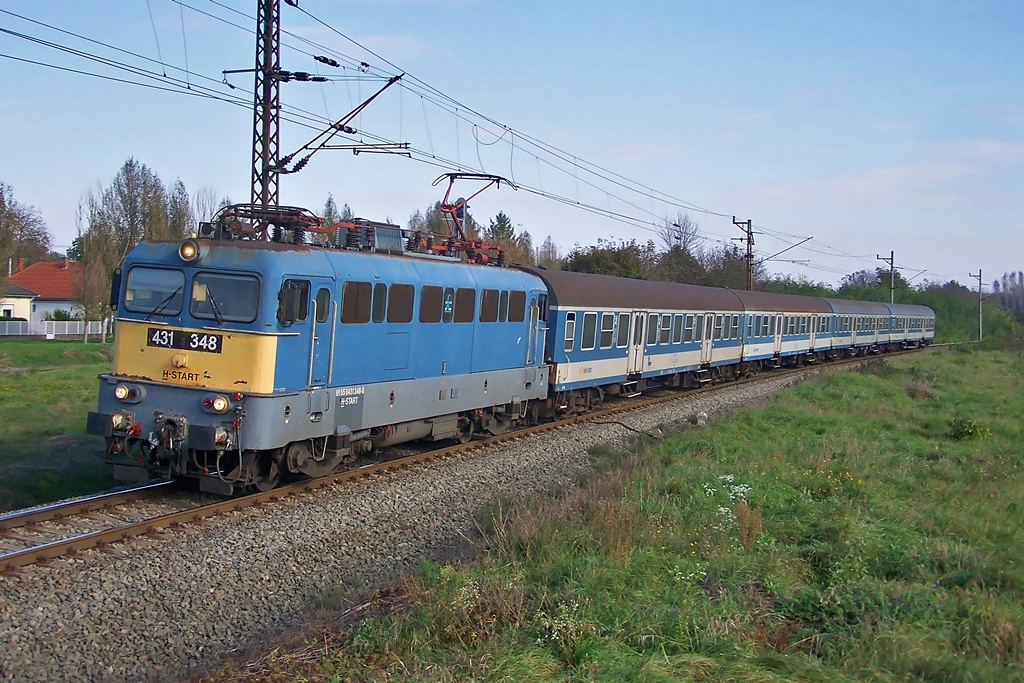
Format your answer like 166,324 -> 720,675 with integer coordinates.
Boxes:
253,452 -> 281,492
457,416 -> 474,444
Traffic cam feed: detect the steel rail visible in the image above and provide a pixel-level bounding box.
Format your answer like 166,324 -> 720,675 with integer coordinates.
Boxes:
1,346 -> 927,572
0,480 -> 176,532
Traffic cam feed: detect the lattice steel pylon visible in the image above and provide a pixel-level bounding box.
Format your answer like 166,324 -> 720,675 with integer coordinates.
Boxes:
250,0 -> 280,219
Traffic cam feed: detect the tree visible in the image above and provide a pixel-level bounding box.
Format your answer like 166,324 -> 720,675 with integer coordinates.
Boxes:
486,211 -> 515,242
535,235 -> 561,269
191,186 -> 220,223
658,211 -> 702,254
0,182 -> 52,281
563,238 -> 658,280
167,180 -> 195,240
73,200 -> 117,343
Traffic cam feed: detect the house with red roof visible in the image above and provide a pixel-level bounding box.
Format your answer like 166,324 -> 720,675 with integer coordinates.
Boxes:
2,258 -> 84,333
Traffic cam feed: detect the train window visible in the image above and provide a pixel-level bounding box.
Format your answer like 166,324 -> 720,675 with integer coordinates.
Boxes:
582,312 -> 598,350
801,317 -> 809,335
659,315 -> 671,344
442,288 -> 455,323
387,284 -> 414,323
341,281 -> 371,324
633,313 -> 644,345
499,290 -> 509,322
454,288 -> 475,323
684,314 -> 694,343
564,312 -> 576,352
480,289 -> 499,323
617,312 -> 630,347
647,314 -> 660,346
508,290 -> 526,322
192,272 -> 261,323
419,285 -> 442,323
694,314 -> 704,342
713,315 -> 723,340
600,313 -> 615,349
746,316 -> 753,339
371,283 -> 387,323
314,288 -> 330,323
672,314 -> 683,344
124,267 -> 185,316
732,315 -> 740,338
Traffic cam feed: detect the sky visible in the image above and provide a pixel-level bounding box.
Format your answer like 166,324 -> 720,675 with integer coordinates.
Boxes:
1,0 -> 1021,290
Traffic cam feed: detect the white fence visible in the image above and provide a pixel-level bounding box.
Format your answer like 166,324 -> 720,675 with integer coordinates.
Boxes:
0,320 -> 31,336
0,320 -> 112,337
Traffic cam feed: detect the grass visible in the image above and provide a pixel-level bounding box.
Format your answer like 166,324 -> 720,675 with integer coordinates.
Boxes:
199,346 -> 1024,682
0,339 -> 114,511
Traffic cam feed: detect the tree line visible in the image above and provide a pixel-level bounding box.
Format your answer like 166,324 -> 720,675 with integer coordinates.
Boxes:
2,158 -> 1021,346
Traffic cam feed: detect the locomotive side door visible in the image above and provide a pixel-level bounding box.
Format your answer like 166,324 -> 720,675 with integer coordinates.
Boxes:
308,277 -> 336,388
700,312 -> 715,365
627,310 -> 646,374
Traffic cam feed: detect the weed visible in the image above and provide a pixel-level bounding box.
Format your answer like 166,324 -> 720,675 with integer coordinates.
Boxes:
735,502 -> 763,552
949,416 -> 992,441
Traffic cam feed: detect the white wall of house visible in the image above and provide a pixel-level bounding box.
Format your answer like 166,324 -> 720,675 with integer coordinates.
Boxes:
30,300 -> 84,333
0,296 -> 33,320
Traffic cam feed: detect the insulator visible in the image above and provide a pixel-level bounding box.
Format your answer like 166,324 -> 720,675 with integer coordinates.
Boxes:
445,240 -> 456,257
466,248 -> 478,262
427,234 -> 435,250
272,225 -> 284,243
364,225 -> 375,248
315,55 -> 340,68
406,230 -> 420,251
497,251 -> 508,267
292,227 -> 305,245
345,227 -> 361,249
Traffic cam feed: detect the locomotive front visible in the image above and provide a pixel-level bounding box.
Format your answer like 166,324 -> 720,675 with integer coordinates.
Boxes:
87,236 -> 329,494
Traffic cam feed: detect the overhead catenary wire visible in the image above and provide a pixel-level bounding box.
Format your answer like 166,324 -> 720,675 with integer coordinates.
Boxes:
0,2 -> 940,283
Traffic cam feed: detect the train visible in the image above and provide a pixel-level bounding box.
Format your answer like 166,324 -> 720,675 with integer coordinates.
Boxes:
87,203 -> 935,495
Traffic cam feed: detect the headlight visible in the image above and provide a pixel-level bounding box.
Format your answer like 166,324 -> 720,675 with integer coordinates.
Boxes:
202,394 -> 231,414
178,239 -> 202,263
113,383 -> 145,403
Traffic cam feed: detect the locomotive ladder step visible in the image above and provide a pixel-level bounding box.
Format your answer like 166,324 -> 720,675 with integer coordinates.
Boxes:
694,369 -> 713,384
621,380 -> 642,397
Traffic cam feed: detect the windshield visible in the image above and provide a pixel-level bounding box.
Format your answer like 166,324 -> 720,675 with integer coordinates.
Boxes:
124,267 -> 185,316
190,272 -> 260,323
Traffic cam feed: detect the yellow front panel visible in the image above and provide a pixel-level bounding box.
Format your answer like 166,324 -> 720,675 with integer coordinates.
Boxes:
113,321 -> 279,394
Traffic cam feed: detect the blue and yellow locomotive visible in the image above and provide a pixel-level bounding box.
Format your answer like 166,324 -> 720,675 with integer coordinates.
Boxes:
88,205 -> 550,494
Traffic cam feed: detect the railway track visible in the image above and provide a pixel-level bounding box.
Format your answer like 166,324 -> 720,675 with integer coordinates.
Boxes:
1,348 -> 923,572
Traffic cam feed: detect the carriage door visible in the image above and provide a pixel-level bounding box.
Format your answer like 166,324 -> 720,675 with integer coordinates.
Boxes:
627,311 -> 646,374
809,314 -> 817,351
526,294 -> 542,366
700,312 -> 715,365
308,278 -> 335,388
773,314 -> 784,355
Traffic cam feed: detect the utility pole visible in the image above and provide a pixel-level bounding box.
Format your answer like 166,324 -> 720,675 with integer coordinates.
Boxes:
969,269 -> 983,342
732,216 -> 754,291
251,0 -> 281,221
877,250 -> 895,303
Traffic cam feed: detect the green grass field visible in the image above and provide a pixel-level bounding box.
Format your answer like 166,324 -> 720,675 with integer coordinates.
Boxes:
0,339 -> 114,511
203,346 -> 1024,682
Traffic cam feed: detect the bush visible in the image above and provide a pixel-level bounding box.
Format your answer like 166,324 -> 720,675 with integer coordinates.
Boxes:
949,416 -> 992,441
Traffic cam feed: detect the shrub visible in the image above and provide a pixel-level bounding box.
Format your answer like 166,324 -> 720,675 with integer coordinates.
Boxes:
949,416 -> 992,441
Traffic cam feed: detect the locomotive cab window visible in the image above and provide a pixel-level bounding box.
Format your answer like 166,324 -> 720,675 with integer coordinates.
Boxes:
372,283 -> 387,323
124,267 -> 185,316
442,288 -> 455,323
191,272 -> 260,323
